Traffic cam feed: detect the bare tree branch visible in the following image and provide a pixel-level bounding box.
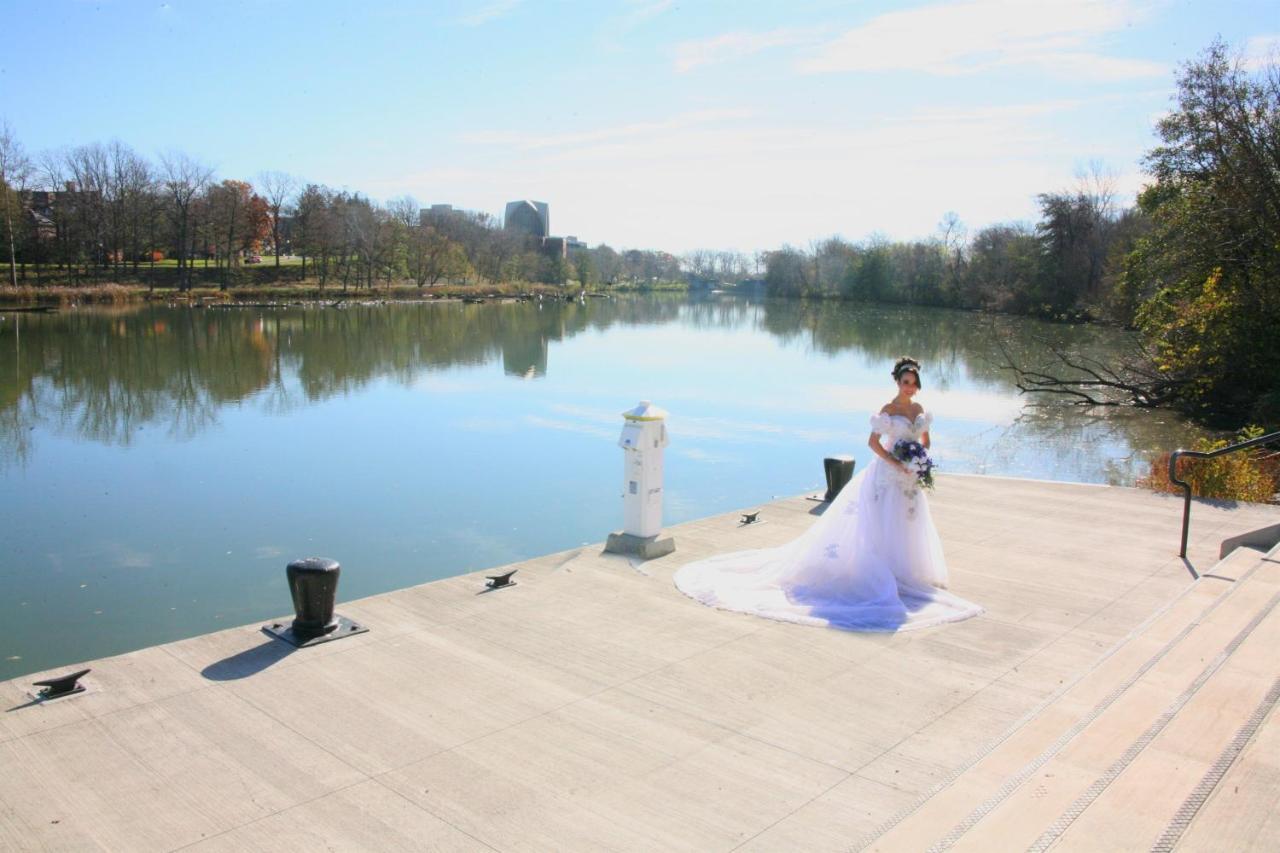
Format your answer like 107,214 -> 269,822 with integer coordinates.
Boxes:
994,336 -> 1187,408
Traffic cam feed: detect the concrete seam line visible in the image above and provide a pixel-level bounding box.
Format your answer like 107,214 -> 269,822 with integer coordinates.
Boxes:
1025,588 -> 1280,853
1147,674 -> 1280,852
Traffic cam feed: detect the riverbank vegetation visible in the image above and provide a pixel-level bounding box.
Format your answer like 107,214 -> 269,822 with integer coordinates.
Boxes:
1141,427 -> 1280,503
0,279 -> 592,307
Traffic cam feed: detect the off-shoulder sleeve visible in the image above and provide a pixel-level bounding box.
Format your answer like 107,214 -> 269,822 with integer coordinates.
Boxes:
919,411 -> 934,431
869,412 -> 891,434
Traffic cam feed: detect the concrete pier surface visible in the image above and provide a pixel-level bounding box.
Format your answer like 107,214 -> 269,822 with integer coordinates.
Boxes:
3,474 -> 1280,851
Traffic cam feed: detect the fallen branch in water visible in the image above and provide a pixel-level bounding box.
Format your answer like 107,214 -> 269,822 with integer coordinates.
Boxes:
994,337 -> 1187,408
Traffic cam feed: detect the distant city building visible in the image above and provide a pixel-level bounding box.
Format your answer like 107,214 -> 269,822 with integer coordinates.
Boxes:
19,186 -> 100,241
541,236 -> 568,259
423,199 -> 582,258
419,203 -> 483,226
504,200 -> 550,239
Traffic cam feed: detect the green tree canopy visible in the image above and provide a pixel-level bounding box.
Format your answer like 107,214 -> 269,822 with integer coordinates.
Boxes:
1123,40 -> 1280,423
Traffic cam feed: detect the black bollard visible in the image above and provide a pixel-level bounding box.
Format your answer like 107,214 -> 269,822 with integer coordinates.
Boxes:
288,557 -> 341,638
823,456 -> 857,501
264,556 -> 368,647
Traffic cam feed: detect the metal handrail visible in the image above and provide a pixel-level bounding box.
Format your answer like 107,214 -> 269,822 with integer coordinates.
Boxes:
1169,430 -> 1280,557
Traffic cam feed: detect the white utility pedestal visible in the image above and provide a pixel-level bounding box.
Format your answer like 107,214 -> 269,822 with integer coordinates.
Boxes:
604,400 -> 676,559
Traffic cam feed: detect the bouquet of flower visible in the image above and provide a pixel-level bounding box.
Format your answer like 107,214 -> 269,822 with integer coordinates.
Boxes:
892,440 -> 935,490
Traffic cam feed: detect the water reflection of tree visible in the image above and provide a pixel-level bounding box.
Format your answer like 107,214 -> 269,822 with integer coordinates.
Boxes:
0,307 -> 274,450
754,299 -> 1207,463
757,301 -> 1134,392
994,404 -> 1201,483
0,297 -> 1205,467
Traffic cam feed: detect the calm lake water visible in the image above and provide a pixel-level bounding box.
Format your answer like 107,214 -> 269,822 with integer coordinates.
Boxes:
0,296 -> 1205,677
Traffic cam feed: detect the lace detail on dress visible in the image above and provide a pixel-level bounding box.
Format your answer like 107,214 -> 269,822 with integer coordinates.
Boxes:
873,410 -> 932,436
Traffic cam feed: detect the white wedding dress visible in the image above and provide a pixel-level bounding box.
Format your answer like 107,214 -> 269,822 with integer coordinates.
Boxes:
674,412 -> 983,632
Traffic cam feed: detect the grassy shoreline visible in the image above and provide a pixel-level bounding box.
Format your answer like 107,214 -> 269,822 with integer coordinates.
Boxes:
0,279 -> 688,307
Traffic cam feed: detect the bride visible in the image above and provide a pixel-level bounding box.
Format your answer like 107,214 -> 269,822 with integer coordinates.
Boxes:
673,357 -> 982,632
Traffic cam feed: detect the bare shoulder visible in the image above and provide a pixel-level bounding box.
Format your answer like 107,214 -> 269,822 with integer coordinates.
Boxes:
910,400 -> 925,416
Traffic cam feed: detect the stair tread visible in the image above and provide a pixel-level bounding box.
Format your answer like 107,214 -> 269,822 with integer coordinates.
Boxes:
866,546 -> 1275,852
1176,694 -> 1280,851
1047,583 -> 1280,850
949,557 -> 1278,851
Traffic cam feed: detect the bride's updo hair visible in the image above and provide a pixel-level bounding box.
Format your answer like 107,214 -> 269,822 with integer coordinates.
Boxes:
892,356 -> 922,388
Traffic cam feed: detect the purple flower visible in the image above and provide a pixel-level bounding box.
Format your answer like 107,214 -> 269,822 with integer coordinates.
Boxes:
891,440 -> 936,490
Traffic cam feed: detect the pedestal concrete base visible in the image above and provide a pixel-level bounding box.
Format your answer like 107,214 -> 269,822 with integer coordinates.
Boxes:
604,531 -> 676,560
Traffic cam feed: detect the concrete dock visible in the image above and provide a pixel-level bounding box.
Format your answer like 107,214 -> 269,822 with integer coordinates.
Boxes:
2,474 -> 1279,851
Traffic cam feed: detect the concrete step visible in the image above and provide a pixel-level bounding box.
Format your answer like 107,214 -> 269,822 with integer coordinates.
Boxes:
945,547 -> 1278,852
1043,555 -> 1280,850
866,545 -> 1276,852
1172,672 -> 1280,851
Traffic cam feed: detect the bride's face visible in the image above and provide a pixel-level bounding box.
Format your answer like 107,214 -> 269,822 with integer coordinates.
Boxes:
897,371 -> 919,398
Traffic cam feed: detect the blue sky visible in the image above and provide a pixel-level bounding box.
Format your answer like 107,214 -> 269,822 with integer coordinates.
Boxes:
3,0 -> 1276,253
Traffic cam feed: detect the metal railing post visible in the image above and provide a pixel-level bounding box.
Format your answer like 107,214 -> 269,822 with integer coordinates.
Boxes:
1169,449 -> 1192,558
1165,431 -> 1280,559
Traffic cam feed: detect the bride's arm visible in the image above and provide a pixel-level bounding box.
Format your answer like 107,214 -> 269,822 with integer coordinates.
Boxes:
868,430 -> 911,473
921,430 -> 931,450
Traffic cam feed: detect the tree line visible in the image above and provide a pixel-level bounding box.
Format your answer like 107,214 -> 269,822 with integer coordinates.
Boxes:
0,134 -> 683,292
760,163 -> 1146,325
0,142 -> 278,290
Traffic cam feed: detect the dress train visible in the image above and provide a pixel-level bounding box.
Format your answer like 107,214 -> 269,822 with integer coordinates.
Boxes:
673,413 -> 982,632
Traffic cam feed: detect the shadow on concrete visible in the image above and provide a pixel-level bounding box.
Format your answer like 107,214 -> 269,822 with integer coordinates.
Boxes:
200,634 -> 296,681
1219,523 -> 1280,559
474,584 -> 518,596
5,688 -> 86,713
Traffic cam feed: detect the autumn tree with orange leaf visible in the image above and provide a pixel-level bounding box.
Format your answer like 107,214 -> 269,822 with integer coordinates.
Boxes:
205,179 -> 270,289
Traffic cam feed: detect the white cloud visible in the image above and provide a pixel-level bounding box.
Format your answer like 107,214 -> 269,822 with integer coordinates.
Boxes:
1109,168 -> 1151,203
406,91 -> 1150,253
625,0 -> 673,28
458,0 -> 523,27
1244,34 -> 1280,70
461,108 -> 754,150
596,0 -> 676,49
799,0 -> 1164,80
674,27 -> 824,73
